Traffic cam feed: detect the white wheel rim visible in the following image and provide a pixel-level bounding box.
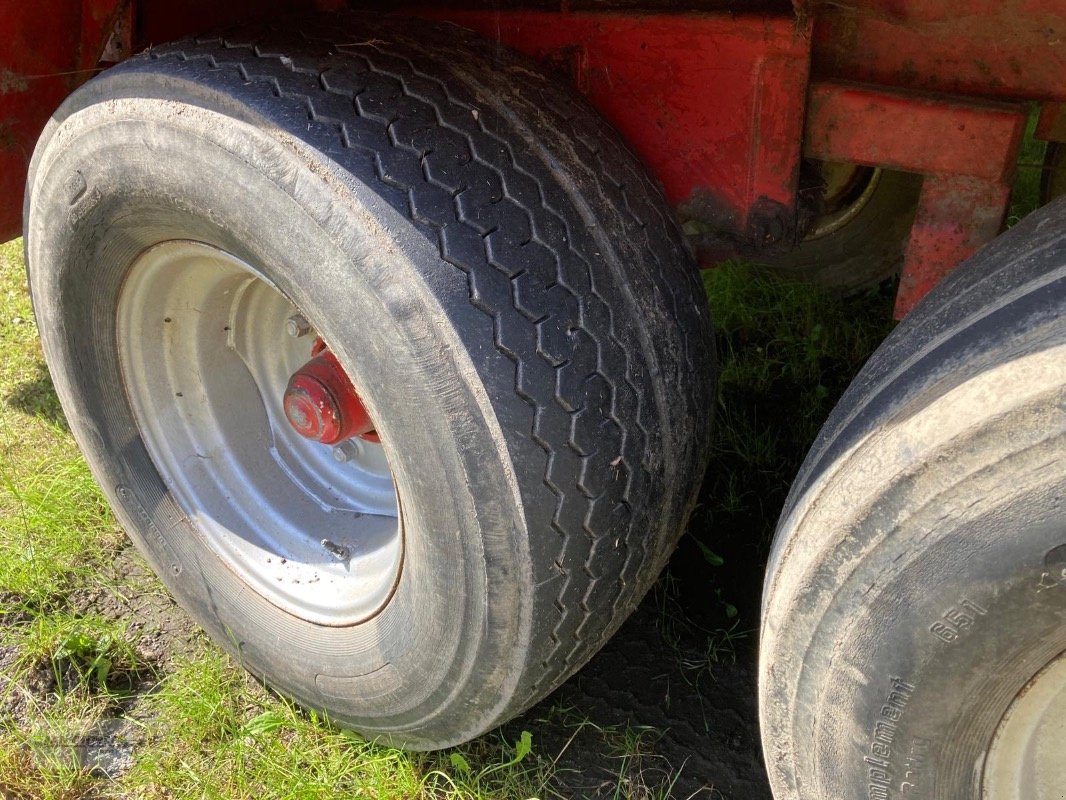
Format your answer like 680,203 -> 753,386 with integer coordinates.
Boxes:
117,240 -> 401,625
983,650 -> 1066,799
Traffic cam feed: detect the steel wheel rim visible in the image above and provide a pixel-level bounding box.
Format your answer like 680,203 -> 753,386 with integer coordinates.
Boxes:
116,240 -> 402,626
806,162 -> 882,240
983,650 -> 1066,799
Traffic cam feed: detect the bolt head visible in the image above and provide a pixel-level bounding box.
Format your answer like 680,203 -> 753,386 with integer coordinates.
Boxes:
285,314 -> 312,338
332,440 -> 361,463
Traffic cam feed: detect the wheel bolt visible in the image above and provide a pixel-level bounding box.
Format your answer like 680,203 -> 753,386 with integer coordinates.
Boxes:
286,313 -> 312,338
332,440 -> 361,463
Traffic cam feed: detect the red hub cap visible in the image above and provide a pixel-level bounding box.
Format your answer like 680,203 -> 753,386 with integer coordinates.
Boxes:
283,338 -> 379,444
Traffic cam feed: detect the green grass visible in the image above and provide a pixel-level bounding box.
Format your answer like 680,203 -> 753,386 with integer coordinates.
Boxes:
1007,104 -> 1052,227
118,651 -> 545,799
701,261 -> 895,544
0,238 -> 121,622
656,263 -> 897,637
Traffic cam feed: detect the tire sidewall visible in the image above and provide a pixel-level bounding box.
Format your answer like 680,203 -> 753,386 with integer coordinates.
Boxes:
762,348 -> 1066,799
805,479 -> 1066,799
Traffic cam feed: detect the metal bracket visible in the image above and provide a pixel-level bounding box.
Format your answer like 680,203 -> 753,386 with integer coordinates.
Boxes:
805,81 -> 1026,317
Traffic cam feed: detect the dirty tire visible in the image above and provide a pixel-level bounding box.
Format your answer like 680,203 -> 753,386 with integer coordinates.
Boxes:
25,15 -> 714,748
758,169 -> 922,292
759,196 -> 1066,798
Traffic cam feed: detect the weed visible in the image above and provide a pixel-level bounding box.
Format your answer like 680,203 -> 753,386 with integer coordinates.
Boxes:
13,613 -> 143,695
1007,105 -> 1051,227
688,622 -> 750,672
427,730 -> 543,799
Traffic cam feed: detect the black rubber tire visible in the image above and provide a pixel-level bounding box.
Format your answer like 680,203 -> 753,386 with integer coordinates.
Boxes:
759,196 -> 1066,798
24,15 -> 715,748
757,168 -> 923,293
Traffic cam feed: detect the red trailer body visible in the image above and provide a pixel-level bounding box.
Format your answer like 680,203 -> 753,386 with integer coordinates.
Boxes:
2,1 -> 1065,313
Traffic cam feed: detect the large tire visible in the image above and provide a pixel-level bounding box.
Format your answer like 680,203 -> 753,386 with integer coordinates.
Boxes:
24,15 -> 714,748
760,197 -> 1066,798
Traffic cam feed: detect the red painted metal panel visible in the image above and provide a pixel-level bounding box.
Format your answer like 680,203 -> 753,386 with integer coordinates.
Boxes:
0,0 -> 340,243
421,9 -> 811,252
812,1 -> 1066,103
804,82 -> 1026,181
0,0 -> 124,241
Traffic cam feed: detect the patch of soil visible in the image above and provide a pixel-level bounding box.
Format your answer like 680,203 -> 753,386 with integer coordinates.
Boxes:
0,642 -> 56,724
1,546 -> 202,780
71,547 -> 205,671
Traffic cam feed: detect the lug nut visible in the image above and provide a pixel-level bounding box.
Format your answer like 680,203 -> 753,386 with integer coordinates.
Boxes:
285,313 -> 312,338
332,440 -> 361,463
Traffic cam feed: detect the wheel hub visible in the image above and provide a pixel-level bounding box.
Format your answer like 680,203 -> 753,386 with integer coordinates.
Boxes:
283,338 -> 378,444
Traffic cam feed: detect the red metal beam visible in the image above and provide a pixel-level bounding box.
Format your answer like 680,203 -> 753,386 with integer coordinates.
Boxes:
805,82 -> 1025,182
805,81 -> 1026,317
812,1 -> 1066,104
899,176 -> 1013,316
